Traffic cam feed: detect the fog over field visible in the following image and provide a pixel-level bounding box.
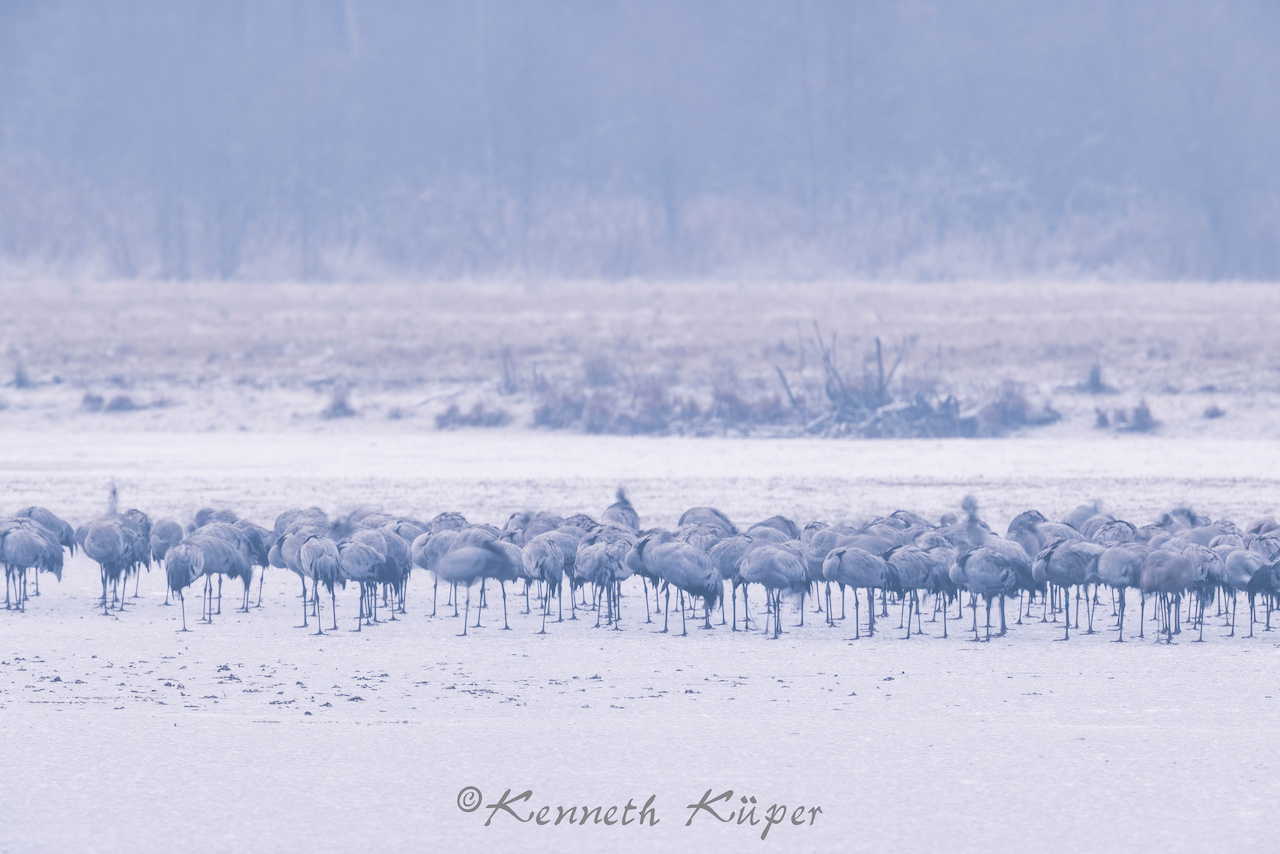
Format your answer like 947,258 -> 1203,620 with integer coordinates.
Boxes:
3,1 -> 1279,280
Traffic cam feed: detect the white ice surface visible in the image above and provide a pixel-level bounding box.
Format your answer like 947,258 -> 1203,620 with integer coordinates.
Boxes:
2,430 -> 1280,853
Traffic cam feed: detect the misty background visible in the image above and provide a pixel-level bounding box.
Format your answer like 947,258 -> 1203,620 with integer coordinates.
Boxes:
1,0 -> 1278,281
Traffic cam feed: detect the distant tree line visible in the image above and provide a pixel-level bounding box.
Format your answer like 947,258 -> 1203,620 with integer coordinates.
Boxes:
1,0 -> 1278,280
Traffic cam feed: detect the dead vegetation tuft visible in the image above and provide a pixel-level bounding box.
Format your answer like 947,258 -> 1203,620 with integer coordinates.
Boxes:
321,388 -> 357,419
436,402 -> 512,429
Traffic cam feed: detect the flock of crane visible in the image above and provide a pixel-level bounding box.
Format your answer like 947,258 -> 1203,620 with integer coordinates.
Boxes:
5,487 -> 1280,644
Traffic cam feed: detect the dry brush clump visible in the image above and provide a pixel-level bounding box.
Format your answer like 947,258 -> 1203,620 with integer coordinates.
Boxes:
774,326 -> 1059,438
83,392 -> 170,414
320,387 -> 357,419
436,401 -> 512,429
486,323 -> 1065,438
1095,399 -> 1160,432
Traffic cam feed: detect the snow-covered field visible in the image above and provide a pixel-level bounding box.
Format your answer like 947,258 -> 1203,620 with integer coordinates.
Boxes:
3,429 -> 1280,853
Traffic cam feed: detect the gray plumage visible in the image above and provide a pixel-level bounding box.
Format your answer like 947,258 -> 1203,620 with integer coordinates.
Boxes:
749,515 -> 800,541
677,506 -> 737,537
739,542 -> 806,638
601,488 -> 640,532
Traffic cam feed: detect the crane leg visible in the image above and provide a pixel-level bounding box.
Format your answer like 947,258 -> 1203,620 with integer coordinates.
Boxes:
178,589 -> 191,632
313,582 -> 324,636
298,579 -> 309,628
1114,589 -> 1126,642
459,584 -> 471,637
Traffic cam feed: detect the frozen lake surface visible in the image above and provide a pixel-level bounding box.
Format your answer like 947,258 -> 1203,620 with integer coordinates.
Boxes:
3,430 -> 1280,852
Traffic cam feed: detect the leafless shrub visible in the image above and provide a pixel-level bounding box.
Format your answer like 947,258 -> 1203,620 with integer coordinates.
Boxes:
519,322 -> 1065,438
970,381 -> 1061,436
1101,401 -> 1159,433
583,353 -> 618,387
771,325 -> 1061,438
321,388 -> 357,419
436,402 -> 512,429
1125,399 -> 1158,432
12,358 -> 31,389
533,389 -> 586,429
499,347 -> 520,395
104,395 -> 140,413
704,362 -> 788,430
582,390 -> 615,433
1080,364 -> 1117,394
616,376 -> 672,435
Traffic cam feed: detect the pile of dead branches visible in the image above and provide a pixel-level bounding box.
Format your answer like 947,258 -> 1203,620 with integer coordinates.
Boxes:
774,324 -> 1058,438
